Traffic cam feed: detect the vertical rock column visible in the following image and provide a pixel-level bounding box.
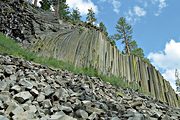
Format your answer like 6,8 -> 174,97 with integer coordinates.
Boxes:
138,61 -> 149,94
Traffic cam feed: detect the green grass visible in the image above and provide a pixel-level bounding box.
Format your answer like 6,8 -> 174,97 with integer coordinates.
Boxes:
0,33 -> 141,90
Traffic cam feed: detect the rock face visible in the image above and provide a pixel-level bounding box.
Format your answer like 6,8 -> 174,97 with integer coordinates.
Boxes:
32,25 -> 180,107
0,0 -> 180,107
0,54 -> 180,120
0,0 -> 63,46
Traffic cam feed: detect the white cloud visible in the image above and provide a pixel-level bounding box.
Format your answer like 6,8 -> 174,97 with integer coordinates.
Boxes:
139,0 -> 168,16
66,0 -> 98,16
125,10 -> 138,25
125,6 -> 146,24
148,40 -> 180,91
99,0 -> 121,14
162,69 -> 176,90
112,0 -> 121,14
133,6 -> 146,17
151,0 -> 167,16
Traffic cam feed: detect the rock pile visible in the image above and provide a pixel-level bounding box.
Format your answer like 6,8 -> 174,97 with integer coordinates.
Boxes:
0,54 -> 180,120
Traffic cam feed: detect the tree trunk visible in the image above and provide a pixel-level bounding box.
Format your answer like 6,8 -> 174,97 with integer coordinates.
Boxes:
125,41 -> 130,55
122,25 -> 130,55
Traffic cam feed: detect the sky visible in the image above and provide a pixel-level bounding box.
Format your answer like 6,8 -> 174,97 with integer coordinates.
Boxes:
36,0 -> 180,91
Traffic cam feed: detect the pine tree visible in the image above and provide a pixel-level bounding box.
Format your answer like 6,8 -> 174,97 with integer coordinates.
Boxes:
51,0 -> 70,20
51,0 -> 58,16
130,40 -> 144,58
40,0 -> 51,11
115,17 -> 132,55
70,8 -> 81,22
58,0 -> 70,20
86,8 -> 96,24
99,22 -> 108,36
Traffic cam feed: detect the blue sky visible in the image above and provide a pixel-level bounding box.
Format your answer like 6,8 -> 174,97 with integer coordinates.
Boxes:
66,0 -> 180,91
38,0 -> 180,91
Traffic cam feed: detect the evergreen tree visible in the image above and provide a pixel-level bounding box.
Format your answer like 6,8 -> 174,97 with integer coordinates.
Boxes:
86,8 -> 96,24
130,40 -> 144,58
70,8 -> 81,22
51,0 -> 70,20
58,0 -> 70,20
129,40 -> 150,63
112,17 -> 150,63
114,17 -> 132,55
40,0 -> 51,11
99,22 -> 108,36
50,0 -> 58,15
108,36 -> 116,46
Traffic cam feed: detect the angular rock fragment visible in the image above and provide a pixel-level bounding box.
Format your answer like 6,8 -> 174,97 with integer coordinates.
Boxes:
42,99 -> 52,108
43,85 -> 55,97
37,93 -> 45,102
0,91 -> 11,103
111,117 -> 120,120
75,109 -> 88,119
12,111 -> 35,120
11,106 -> 24,116
59,106 -> 73,113
5,101 -> 19,115
129,101 -> 143,108
11,85 -> 21,92
26,105 -> 37,113
49,111 -> 65,120
86,106 -> 105,115
88,112 -> 97,120
30,88 -> 39,96
19,78 -> 33,89
0,115 -> 9,120
3,65 -> 15,75
13,91 -> 32,103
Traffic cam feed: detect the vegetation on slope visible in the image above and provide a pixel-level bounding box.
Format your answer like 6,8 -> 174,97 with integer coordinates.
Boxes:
0,32 -> 141,91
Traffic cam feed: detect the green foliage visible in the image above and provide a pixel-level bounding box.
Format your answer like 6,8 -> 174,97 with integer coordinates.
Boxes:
58,0 -> 70,20
142,58 -> 151,64
131,48 -> 144,58
78,27 -> 84,34
70,8 -> 81,23
130,41 -> 144,58
129,40 -> 138,50
129,41 -> 150,64
108,36 -> 116,46
99,22 -> 108,36
51,0 -> 70,19
114,17 -> 133,55
40,0 -> 51,11
129,40 -> 150,64
86,8 -> 96,24
112,17 -> 150,64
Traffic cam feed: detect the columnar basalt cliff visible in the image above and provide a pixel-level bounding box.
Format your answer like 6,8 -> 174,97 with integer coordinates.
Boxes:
32,28 -> 180,107
0,0 -> 180,108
